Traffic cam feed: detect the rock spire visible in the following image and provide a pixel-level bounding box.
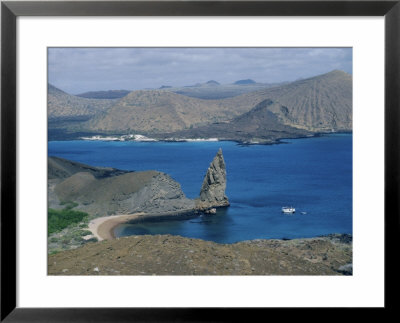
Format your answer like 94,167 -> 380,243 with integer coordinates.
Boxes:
196,148 -> 229,210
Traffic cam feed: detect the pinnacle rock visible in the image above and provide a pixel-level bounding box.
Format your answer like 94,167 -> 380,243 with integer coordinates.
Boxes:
196,148 -> 229,210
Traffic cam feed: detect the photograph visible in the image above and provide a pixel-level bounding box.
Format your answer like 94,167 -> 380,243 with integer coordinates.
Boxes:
2,0 -> 398,318
47,47 -> 353,276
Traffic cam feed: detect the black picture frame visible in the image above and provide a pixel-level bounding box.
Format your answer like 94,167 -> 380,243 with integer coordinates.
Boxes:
1,1 -> 399,321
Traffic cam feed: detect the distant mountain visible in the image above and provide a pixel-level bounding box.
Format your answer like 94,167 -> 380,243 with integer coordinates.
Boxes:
76,90 -> 130,99
167,70 -> 352,135
85,90 -> 241,133
205,80 -> 220,86
48,70 -> 352,141
159,85 -> 172,89
156,99 -> 310,144
224,70 -> 352,131
48,84 -> 116,119
234,79 -> 256,85
169,81 -> 280,100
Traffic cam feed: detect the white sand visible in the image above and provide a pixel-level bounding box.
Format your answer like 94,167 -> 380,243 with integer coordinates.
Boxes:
88,213 -> 145,241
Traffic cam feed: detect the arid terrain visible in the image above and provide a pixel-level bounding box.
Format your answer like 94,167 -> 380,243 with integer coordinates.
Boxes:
48,233 -> 352,275
48,70 -> 352,142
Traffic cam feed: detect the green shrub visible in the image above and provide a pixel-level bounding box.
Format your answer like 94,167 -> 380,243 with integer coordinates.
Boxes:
60,201 -> 79,210
79,230 -> 93,236
48,208 -> 89,235
70,230 -> 92,238
72,236 -> 84,243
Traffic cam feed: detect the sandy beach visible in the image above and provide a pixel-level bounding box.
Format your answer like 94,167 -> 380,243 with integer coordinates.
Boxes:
88,213 -> 145,241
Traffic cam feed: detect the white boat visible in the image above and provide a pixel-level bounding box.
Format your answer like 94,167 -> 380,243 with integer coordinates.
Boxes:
282,206 -> 295,214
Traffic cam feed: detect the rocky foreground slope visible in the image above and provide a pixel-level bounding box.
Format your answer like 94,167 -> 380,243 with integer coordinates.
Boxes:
48,233 -> 352,275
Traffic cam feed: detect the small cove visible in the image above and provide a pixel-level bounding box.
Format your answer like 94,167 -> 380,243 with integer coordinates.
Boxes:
48,133 -> 352,243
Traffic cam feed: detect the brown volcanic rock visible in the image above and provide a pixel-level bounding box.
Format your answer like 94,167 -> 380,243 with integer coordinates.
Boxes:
158,99 -> 310,143
196,149 -> 229,210
222,70 -> 352,132
88,70 -> 351,136
48,234 -> 353,275
85,90 -> 238,133
262,70 -> 352,131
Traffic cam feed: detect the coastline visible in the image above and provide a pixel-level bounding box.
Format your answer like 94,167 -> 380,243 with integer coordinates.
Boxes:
88,213 -> 145,241
88,209 -> 352,243
48,131 -> 352,145
88,209 -> 199,241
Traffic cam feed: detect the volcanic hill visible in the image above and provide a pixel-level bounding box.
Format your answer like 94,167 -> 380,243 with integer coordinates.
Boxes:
48,70 -> 352,141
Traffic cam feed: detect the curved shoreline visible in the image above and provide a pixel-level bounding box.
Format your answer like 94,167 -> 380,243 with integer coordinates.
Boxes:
89,210 -> 353,243
89,213 -> 145,241
88,209 -> 199,241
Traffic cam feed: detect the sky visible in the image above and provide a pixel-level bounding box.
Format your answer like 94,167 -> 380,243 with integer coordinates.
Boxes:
48,48 -> 352,94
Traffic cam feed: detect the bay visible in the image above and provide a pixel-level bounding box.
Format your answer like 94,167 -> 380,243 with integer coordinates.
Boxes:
48,133 -> 352,243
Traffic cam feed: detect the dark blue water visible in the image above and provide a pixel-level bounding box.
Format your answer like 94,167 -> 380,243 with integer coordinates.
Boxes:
48,134 -> 352,243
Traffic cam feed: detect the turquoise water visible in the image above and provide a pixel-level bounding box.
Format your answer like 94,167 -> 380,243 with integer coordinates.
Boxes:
48,134 -> 352,243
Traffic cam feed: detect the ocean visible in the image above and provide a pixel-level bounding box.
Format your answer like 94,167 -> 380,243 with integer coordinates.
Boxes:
48,133 -> 352,243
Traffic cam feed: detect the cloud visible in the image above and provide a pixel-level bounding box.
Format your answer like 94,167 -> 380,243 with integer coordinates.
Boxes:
48,47 -> 352,94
